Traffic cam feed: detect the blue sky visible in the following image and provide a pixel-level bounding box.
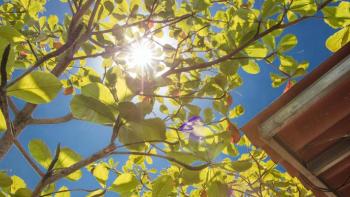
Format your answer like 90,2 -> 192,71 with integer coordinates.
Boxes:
0,0 -> 336,196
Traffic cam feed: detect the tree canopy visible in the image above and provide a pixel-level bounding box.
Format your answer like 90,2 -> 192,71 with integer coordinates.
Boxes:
0,0 -> 349,196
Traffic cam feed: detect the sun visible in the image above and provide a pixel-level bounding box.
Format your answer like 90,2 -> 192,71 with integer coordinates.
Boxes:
126,39 -> 156,69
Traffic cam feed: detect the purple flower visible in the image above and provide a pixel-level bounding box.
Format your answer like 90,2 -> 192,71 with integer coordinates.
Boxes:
179,116 -> 202,132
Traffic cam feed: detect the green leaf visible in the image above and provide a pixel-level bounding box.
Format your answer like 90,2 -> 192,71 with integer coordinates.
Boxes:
219,61 -> 239,75
166,152 -> 200,165
81,82 -> 115,105
270,73 -> 288,88
241,60 -> 260,74
290,0 -> 317,16
230,160 -> 252,172
181,169 -> 201,185
0,172 -> 12,187
118,102 -> 143,122
203,108 -> 214,123
7,71 -> 62,104
55,147 -> 82,181
119,118 -> 166,149
191,0 -> 210,11
0,26 -> 25,43
229,105 -> 245,119
152,175 -> 174,197
279,34 -> 298,52
110,173 -> 139,194
159,104 -> 169,114
207,181 -> 228,197
28,139 -> 52,169
55,186 -> 70,197
322,2 -> 350,29
244,43 -> 268,58
261,0 -> 282,18
0,110 -> 7,132
106,67 -> 133,101
70,95 -> 115,124
14,188 -> 32,197
326,27 -> 350,52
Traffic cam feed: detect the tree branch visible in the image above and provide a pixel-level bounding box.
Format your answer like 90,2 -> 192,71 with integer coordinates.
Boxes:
32,144 -> 116,196
30,113 -> 74,125
161,0 -> 334,77
40,188 -> 102,197
111,151 -> 210,171
13,139 -> 44,177
32,144 -> 61,197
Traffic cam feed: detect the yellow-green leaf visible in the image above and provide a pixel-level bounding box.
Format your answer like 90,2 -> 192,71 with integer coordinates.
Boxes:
81,82 -> 115,105
90,163 -> 109,187
70,95 -> 115,124
0,26 -> 25,43
48,15 -> 59,30
110,173 -> 139,194
14,188 -> 32,197
55,186 -> 70,197
230,160 -> 252,172
0,172 -> 12,187
0,110 -> 7,132
290,0 -> 317,16
244,44 -> 268,58
322,2 -> 350,29
229,105 -> 245,119
242,61 -> 260,74
10,176 -> 26,194
207,181 -> 228,197
28,139 -> 52,169
152,175 -> 174,197
55,147 -> 82,181
279,34 -> 298,52
7,71 -> 62,104
326,27 -> 350,52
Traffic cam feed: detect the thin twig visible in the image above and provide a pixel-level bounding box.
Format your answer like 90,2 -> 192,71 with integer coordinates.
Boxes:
112,151 -> 210,171
30,113 -> 74,125
13,139 -> 45,177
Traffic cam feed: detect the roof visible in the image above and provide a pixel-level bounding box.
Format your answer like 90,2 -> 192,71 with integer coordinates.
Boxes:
242,42 -> 350,197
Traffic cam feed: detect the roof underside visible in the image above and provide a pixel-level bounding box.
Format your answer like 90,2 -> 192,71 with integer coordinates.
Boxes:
242,42 -> 350,197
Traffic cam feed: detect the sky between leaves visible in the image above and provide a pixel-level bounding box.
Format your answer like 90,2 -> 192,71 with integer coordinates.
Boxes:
0,0 -> 337,196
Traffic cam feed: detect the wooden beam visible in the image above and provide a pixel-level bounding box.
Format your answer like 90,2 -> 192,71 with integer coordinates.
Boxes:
263,138 -> 337,197
260,55 -> 350,138
307,140 -> 350,176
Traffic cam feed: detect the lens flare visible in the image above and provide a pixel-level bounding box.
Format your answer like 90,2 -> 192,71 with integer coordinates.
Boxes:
126,39 -> 156,68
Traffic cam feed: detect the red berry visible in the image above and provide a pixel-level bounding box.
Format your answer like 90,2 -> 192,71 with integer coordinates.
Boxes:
226,95 -> 233,106
63,87 -> 74,95
19,51 -> 28,58
147,21 -> 154,29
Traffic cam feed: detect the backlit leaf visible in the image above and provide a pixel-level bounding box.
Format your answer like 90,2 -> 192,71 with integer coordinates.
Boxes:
326,27 -> 350,52
7,71 -> 62,104
81,82 -> 115,105
55,148 -> 82,181
111,173 -> 139,194
279,34 -> 298,52
152,175 -> 174,197
55,186 -> 70,197
0,111 -> 7,132
28,139 -> 52,169
70,95 -> 115,124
